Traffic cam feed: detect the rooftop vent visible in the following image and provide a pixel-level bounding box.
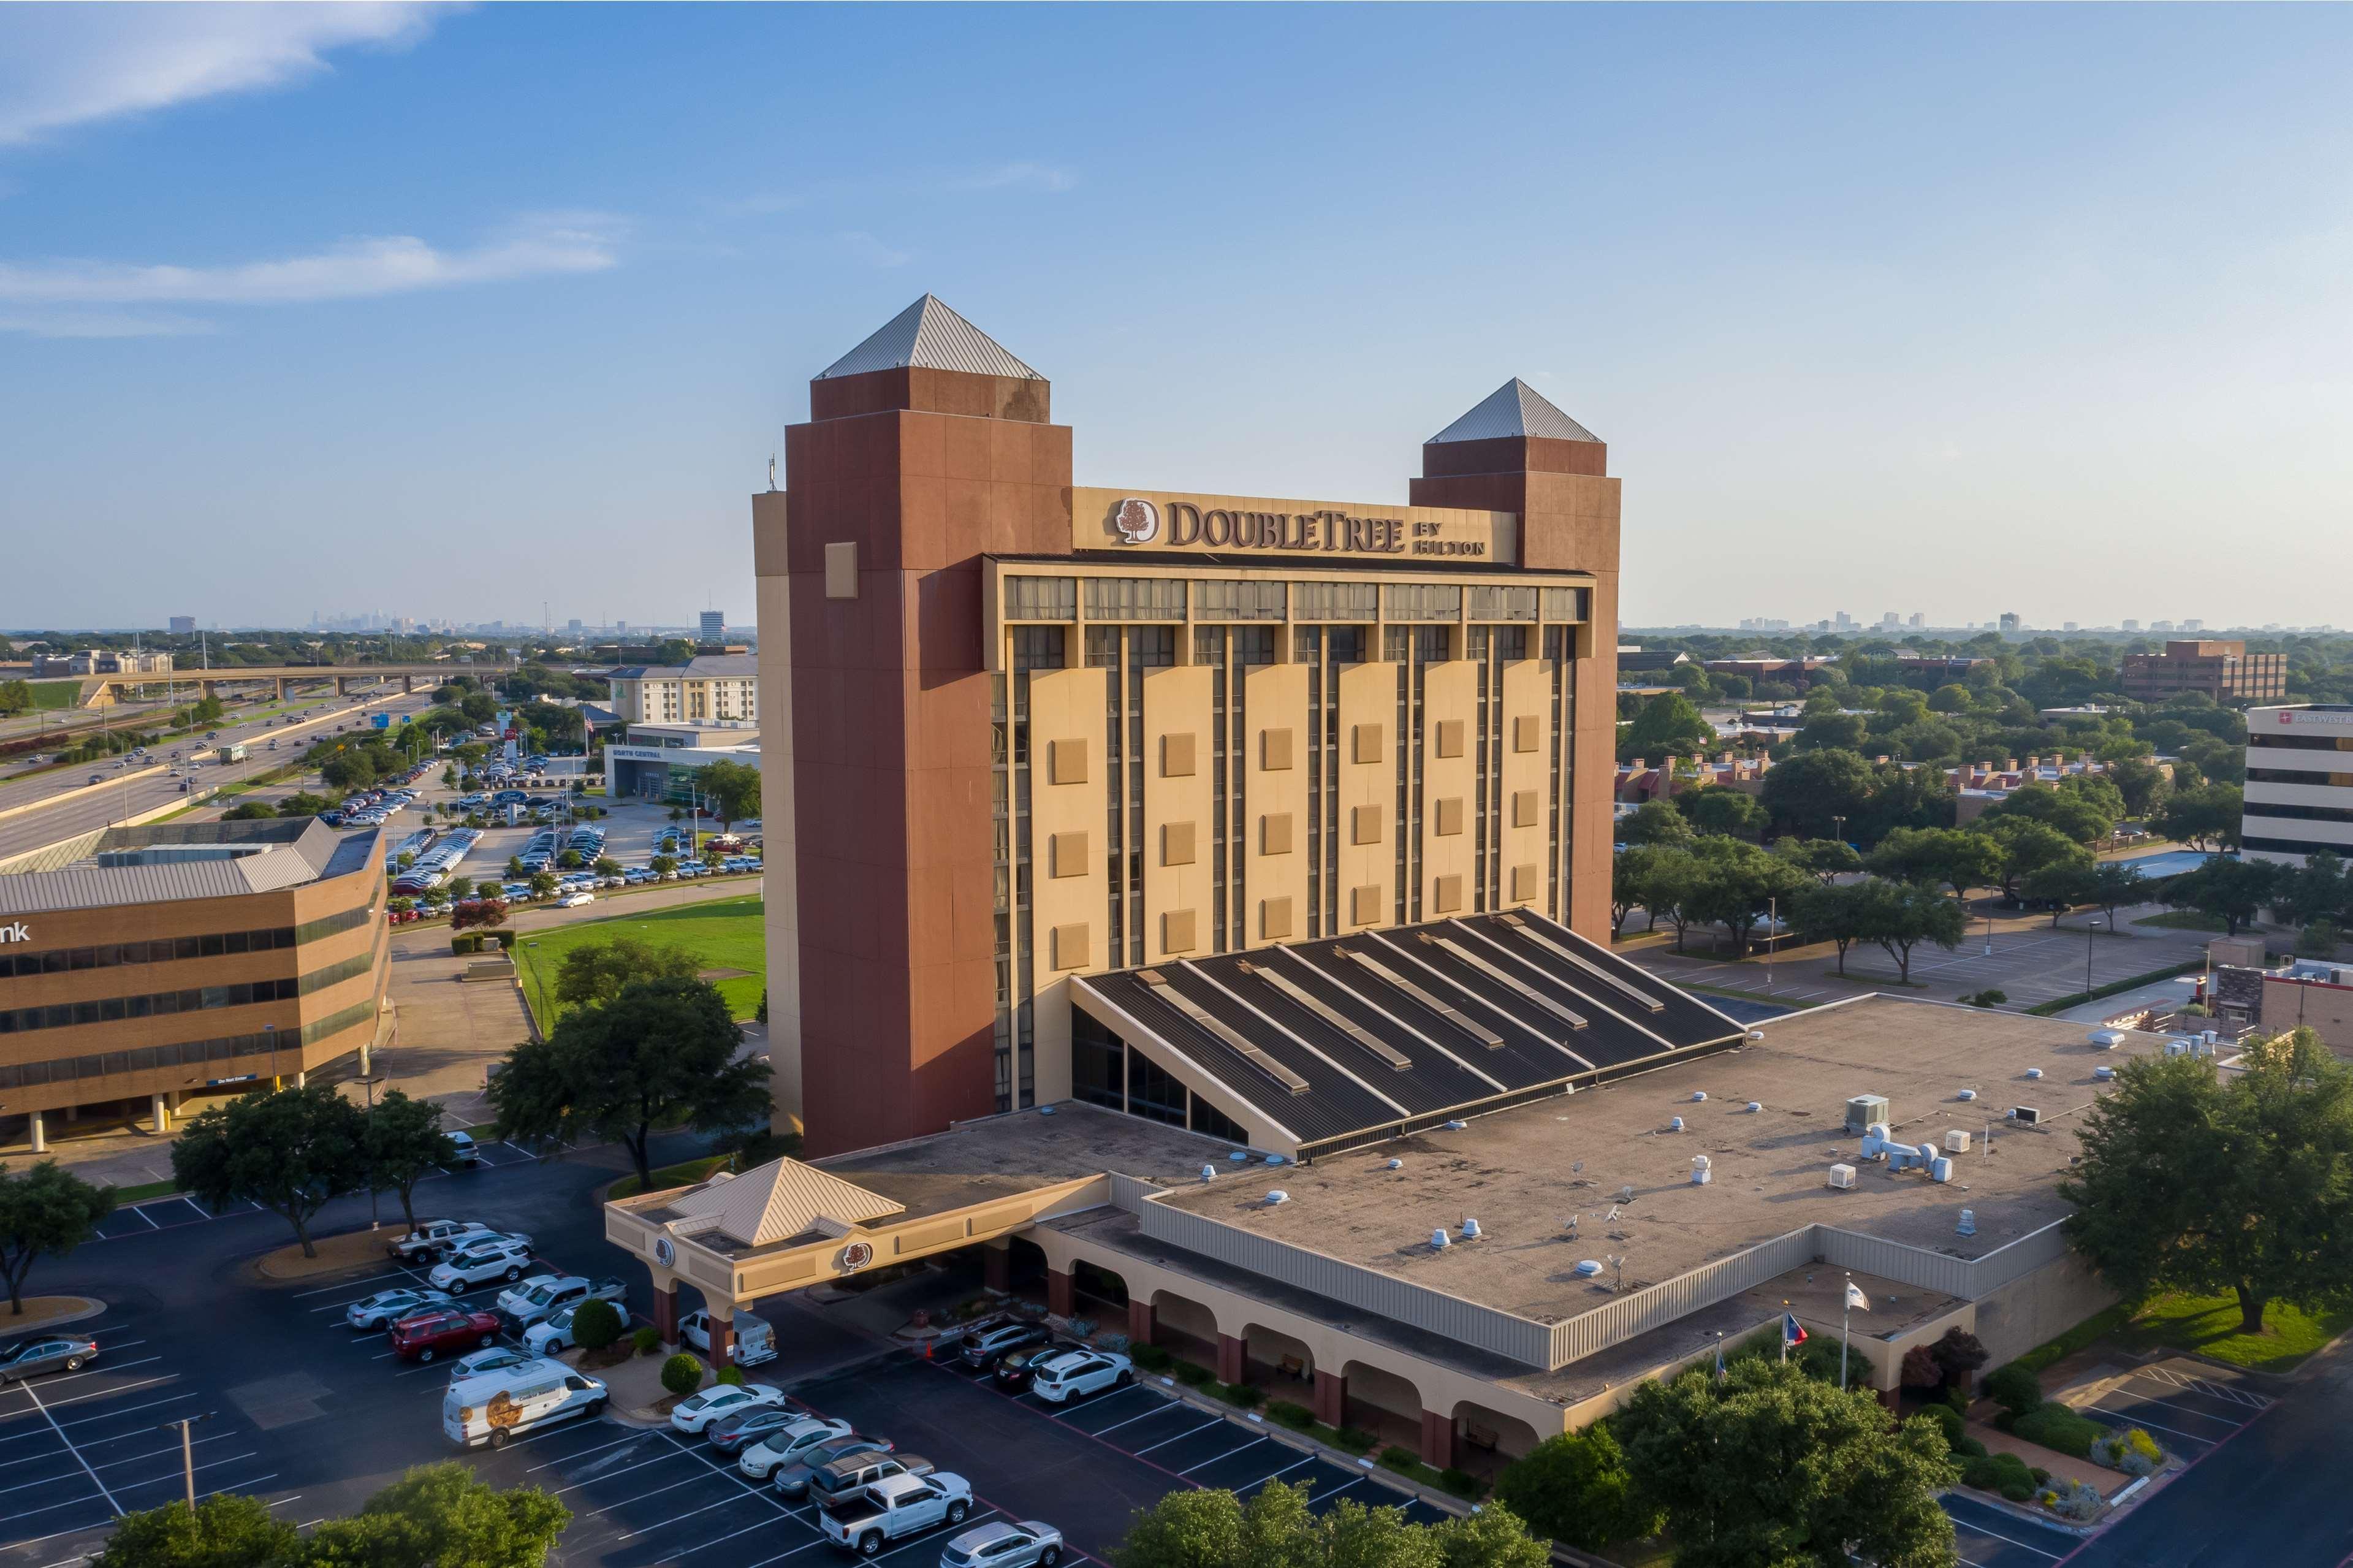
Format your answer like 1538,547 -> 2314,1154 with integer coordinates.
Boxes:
1264,1153 -> 1287,1165
2088,1029 -> 2127,1049
1229,1152 -> 1249,1163
1266,1190 -> 1289,1206
1668,1116 -> 1685,1132
2094,1065 -> 2116,1081
1846,1095 -> 1890,1135
1957,1208 -> 1977,1237
705,1171 -> 736,1186
1423,931 -> 1589,1029
1444,1119 -> 1467,1131
1246,956 -> 1412,1071
1690,1155 -> 1712,1186
1746,1100 -> 1763,1113
1334,945 -> 1505,1050
1930,1156 -> 1953,1182
1461,1218 -> 1481,1239
1957,1089 -> 1978,1102
1199,1165 -> 1216,1183
2025,1067 -> 2044,1080
1573,1259 -> 1603,1277
1827,1163 -> 1857,1190
1138,969 -> 1310,1096
1384,1158 -> 1402,1171
1494,914 -> 1667,1011
1431,1228 -> 1451,1250
1690,1091 -> 1708,1103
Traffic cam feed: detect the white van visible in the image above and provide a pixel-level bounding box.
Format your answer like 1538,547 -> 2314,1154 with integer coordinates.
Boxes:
442,1365 -> 607,1450
679,1309 -> 778,1367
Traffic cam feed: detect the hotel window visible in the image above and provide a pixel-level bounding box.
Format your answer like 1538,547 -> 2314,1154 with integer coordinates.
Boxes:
1291,582 -> 1378,622
1293,625 -> 1363,935
1382,584 -> 1461,622
1467,585 -> 1538,622
1084,577 -> 1186,622
1544,625 -> 1579,918
1540,587 -> 1587,623
1004,576 -> 1078,621
1195,580 -> 1287,621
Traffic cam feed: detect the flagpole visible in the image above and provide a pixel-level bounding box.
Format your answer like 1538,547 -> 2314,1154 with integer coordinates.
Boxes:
1780,1300 -> 1790,1364
1841,1272 -> 1852,1390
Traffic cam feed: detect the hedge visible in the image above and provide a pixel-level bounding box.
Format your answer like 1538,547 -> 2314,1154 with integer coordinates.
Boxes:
2012,1404 -> 2105,1459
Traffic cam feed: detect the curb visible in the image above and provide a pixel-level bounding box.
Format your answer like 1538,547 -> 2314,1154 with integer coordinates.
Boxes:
0,1295 -> 108,1333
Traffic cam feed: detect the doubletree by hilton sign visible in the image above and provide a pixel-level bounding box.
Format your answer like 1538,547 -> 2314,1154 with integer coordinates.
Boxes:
1075,487 -> 1515,563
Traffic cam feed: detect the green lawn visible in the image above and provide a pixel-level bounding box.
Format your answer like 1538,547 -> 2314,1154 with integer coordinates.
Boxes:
512,894 -> 766,1032
2133,910 -> 2232,932
2124,1292 -> 2353,1373
26,680 -> 81,710
606,1153 -> 735,1200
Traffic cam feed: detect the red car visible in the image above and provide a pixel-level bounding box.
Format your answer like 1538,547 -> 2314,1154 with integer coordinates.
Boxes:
386,1309 -> 503,1363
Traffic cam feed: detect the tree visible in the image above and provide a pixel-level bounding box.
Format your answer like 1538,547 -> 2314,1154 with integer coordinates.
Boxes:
2021,858 -> 2096,926
528,872 -> 558,899
362,1089 -> 458,1236
170,1085 -> 367,1258
1612,846 -> 1663,937
297,1461 -> 568,1568
1928,1326 -> 1988,1393
1681,786 -> 1770,841
280,791 -> 332,816
1775,837 -> 1861,883
1861,877 -> 1967,983
1975,816 -> 2089,904
649,853 -> 679,876
1760,748 -> 1875,842
0,1162 -> 116,1315
593,856 -> 623,878
2162,856 -> 2277,938
1635,848 -> 1703,950
90,1493 -> 299,1568
1491,1426 -> 1655,1551
1617,799 -> 1695,849
571,1298 -> 624,1352
1868,827 -> 2004,899
2062,1030 -> 2353,1333
1616,1359 -> 1960,1568
0,679 -> 36,717
2278,851 -> 2349,931
452,898 -> 509,933
1793,712 -> 1869,753
1791,879 -> 1874,976
2154,783 -> 2243,851
1113,1481 -> 1546,1568
1617,692 -> 1714,764
2083,861 -> 2152,927
697,758 -> 763,832
2106,756 -> 2172,818
1680,839 -> 1810,955
1977,782 -> 2112,845
221,801 -> 277,820
552,934 -> 703,1014
486,976 -> 771,1193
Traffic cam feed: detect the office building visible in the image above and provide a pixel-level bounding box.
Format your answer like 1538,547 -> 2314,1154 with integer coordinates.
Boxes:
168,617 -> 196,636
602,721 -> 761,805
1998,612 -> 2022,634
0,821 -> 389,1152
606,653 -> 759,725
2120,641 -> 2287,704
31,650 -> 175,677
2241,704 -> 2353,866
753,297 -> 1618,1155
700,610 -> 726,643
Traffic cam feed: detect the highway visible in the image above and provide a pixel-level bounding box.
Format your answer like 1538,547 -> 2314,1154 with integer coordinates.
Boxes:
0,685 -> 438,861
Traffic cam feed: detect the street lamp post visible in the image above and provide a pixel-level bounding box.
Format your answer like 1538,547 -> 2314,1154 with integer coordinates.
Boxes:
356,1073 -> 386,1230
2086,917 -> 2103,997
157,1413 -> 215,1509
1831,814 -> 1847,846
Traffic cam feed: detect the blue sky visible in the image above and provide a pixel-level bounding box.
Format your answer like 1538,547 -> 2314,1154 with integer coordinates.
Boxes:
3,4 -> 2349,632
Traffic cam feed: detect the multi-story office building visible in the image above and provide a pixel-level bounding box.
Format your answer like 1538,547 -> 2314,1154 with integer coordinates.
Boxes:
31,650 -> 175,677
605,653 -> 759,725
700,610 -> 726,643
2120,639 -> 2287,704
602,721 -> 761,804
168,617 -> 196,636
0,820 -> 388,1152
2241,704 -> 2353,866
753,296 -> 1620,1156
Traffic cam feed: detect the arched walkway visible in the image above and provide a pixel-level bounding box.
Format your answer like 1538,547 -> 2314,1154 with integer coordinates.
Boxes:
1337,1360 -> 1426,1456
1240,1321 -> 1317,1400
1147,1288 -> 1223,1374
1448,1399 -> 1545,1471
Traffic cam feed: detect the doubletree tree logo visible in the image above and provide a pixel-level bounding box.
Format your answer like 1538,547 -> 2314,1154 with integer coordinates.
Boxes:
1112,497 -> 1160,545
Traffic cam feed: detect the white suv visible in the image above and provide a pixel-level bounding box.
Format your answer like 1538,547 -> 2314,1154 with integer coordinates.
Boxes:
1028,1349 -> 1133,1403
428,1239 -> 536,1290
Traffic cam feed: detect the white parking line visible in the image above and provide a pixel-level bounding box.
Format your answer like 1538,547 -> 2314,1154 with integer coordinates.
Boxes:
295,1268 -> 411,1298
2137,1366 -> 2267,1408
1181,1434 -> 1266,1475
664,1512 -> 795,1561
1054,1383 -> 1147,1420
1091,1401 -> 1181,1437
1133,1417 -> 1226,1456
549,1450 -> 688,1495
861,1510 -> 997,1566
2105,1387 -> 2250,1425
54,1392 -> 199,1430
14,1379 -> 115,1518
44,1376 -> 178,1413
590,1469 -> 717,1518
1242,1456 -> 1315,1493
33,1358 -> 161,1391
0,1433 -> 237,1498
1312,1477 -> 1363,1505
738,1539 -> 830,1568
526,1431 -> 646,1471
112,1450 -> 260,1492
1950,1517 -> 2063,1559
131,1206 -> 160,1231
2085,1404 -> 2214,1444
614,1484 -> 756,1542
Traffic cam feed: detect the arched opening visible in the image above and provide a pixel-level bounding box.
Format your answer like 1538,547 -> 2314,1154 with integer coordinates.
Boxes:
1448,1399 -> 1545,1475
1071,1259 -> 1130,1313
1337,1360 -> 1425,1455
1240,1322 -> 1317,1399
1004,1235 -> 1050,1295
1149,1288 -> 1223,1379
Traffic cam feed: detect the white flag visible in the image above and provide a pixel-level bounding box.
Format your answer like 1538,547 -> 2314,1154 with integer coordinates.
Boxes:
1846,1281 -> 1872,1311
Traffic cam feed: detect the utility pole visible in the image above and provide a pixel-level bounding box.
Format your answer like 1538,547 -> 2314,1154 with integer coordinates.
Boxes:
158,1414 -> 214,1509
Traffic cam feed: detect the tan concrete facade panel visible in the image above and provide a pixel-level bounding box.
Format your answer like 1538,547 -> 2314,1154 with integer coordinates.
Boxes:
1336,663 -> 1392,930
1143,666 -> 1214,967
1419,660 -> 1476,916
1244,664 -> 1309,951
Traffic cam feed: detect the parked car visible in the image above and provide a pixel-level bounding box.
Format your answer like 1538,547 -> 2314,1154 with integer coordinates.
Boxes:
1027,1349 -> 1133,1404
449,1346 -> 545,1382
705,1404 -> 808,1456
345,1287 -> 457,1330
821,1472 -> 972,1557
444,1364 -> 606,1450
957,1320 -> 1050,1370
387,1309 -> 503,1363
942,1521 -> 1065,1568
812,1452 -> 936,1514
446,1130 -> 482,1168
557,891 -> 594,908
385,1219 -> 512,1265
494,1274 -> 625,1333
991,1342 -> 1080,1394
773,1433 -> 897,1498
737,1417 -> 855,1480
428,1239 -> 536,1290
669,1382 -> 786,1435
520,1303 -> 601,1357
0,1335 -> 99,1385
679,1309 -> 777,1366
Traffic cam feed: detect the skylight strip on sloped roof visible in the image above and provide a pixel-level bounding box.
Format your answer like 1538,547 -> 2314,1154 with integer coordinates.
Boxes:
1331,945 -> 1504,1051
1138,969 -> 1310,1097
1494,913 -> 1665,1012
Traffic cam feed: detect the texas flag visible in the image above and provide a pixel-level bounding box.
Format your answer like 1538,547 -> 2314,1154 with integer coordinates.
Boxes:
1782,1312 -> 1808,1348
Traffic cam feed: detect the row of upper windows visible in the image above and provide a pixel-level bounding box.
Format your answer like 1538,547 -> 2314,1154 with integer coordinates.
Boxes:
0,902 -> 376,981
0,945 -> 380,1035
0,999 -> 380,1091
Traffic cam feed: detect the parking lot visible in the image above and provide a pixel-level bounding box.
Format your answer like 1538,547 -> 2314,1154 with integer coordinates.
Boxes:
2075,1358 -> 2271,1462
83,1141 -> 549,1244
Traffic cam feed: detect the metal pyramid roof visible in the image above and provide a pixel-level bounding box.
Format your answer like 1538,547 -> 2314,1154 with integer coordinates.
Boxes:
816,294 -> 1044,382
664,1156 -> 906,1249
1428,379 -> 1600,445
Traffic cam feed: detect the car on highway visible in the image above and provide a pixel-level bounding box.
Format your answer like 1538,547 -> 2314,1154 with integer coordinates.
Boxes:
737,1417 -> 856,1480
820,1471 -> 971,1558
771,1433 -> 897,1498
705,1403 -> 809,1456
345,1287 -> 457,1330
427,1239 -> 536,1290
1027,1349 -> 1134,1403
387,1309 -> 503,1363
86,773 -> 102,785
671,1382 -> 786,1435
942,1521 -> 1065,1568
0,1334 -> 99,1385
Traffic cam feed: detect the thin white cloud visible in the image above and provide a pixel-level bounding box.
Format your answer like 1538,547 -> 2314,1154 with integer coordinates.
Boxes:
0,3 -> 447,146
959,162 -> 1075,194
837,230 -> 911,269
0,310 -> 218,340
0,213 -> 625,306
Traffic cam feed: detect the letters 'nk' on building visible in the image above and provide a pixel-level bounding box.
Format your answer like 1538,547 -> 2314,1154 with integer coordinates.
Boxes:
752,296 -> 1628,1157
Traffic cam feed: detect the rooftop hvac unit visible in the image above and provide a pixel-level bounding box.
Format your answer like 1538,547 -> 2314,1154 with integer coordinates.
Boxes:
1827,1163 -> 1858,1190
1461,1218 -> 1482,1239
2012,1106 -> 2042,1125
1944,1129 -> 1972,1154
2165,1040 -> 2191,1057
1957,1208 -> 1977,1237
1690,1155 -> 1712,1186
2094,1065 -> 2116,1081
1846,1095 -> 1890,1135
1930,1156 -> 1953,1183
2088,1029 -> 2127,1049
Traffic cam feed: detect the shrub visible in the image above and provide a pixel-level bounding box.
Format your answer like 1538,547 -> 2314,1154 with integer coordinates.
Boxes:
450,933 -> 481,955
1963,1451 -> 2036,1497
571,1299 -> 623,1352
715,1365 -> 745,1387
631,1326 -> 660,1356
2030,1466 -> 2051,1485
1986,1363 -> 2043,1417
1220,1382 -> 1264,1408
1920,1402 -> 1966,1452
1173,1361 -> 1214,1387
1376,1445 -> 1424,1477
1333,1426 -> 1378,1455
2093,1426 -> 2165,1477
1132,1344 -> 1173,1372
1437,1468 -> 1486,1501
1266,1401 -> 1315,1431
660,1353 -> 704,1398
1492,1425 -> 1654,1551
1956,1436 -> 1988,1460
1961,1457 -> 2001,1491
2001,1482 -> 2035,1503
2051,1480 -> 2103,1521
2013,1404 -> 2104,1460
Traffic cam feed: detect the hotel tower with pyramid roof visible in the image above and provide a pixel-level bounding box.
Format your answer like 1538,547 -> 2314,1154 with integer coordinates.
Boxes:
755,297 -> 1622,1157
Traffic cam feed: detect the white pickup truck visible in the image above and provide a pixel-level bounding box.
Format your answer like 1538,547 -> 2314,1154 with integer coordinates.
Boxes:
822,1471 -> 973,1557
493,1274 -> 626,1333
386,1219 -> 523,1265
